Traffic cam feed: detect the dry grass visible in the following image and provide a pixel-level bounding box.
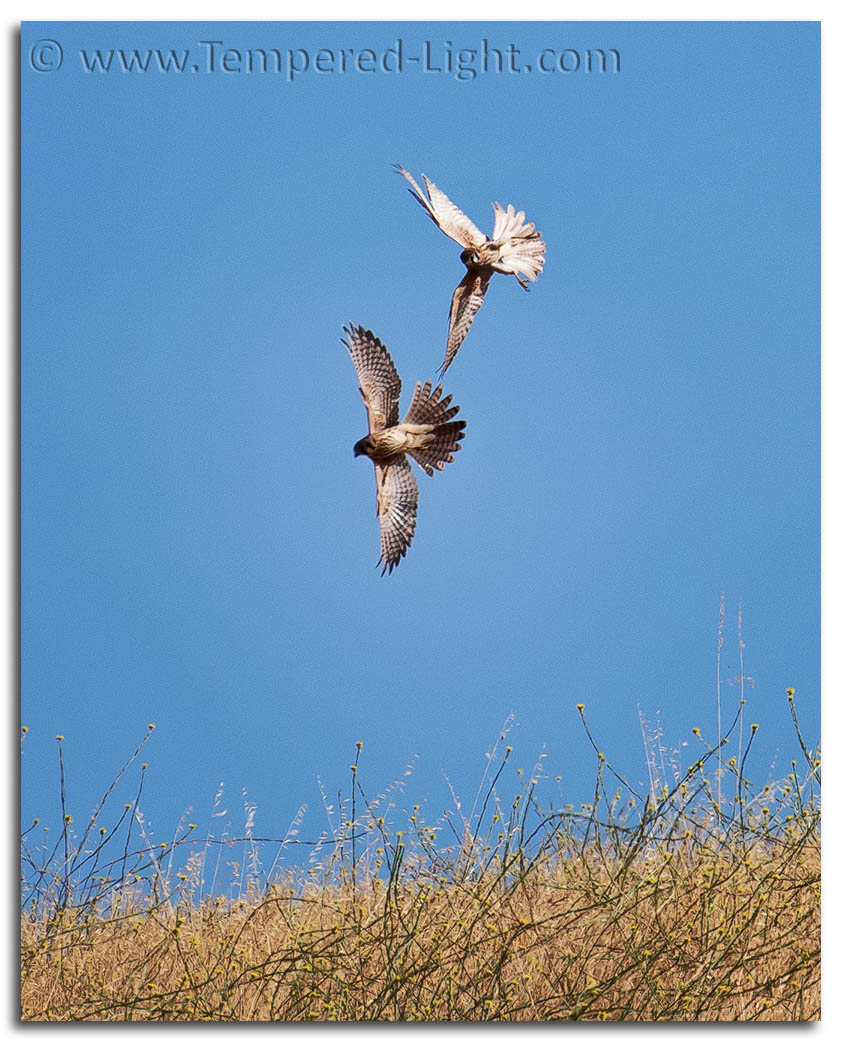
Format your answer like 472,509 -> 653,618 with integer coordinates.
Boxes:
20,692 -> 820,1022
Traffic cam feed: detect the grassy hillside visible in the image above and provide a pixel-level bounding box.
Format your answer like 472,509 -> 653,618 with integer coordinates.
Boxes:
20,691 -> 819,1021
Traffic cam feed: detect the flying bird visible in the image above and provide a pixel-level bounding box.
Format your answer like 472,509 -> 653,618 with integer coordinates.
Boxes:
395,164 -> 546,374
343,324 -> 466,575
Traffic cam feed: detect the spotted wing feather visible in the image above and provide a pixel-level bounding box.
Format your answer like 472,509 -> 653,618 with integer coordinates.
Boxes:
342,324 -> 402,434
375,457 -> 419,575
440,270 -> 492,375
394,165 -> 486,250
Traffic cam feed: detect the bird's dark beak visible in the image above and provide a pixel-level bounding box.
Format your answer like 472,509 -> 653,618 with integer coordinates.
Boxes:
353,438 -> 367,458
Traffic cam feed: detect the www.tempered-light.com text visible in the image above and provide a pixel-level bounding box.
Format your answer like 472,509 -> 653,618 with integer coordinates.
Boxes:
71,39 -> 621,81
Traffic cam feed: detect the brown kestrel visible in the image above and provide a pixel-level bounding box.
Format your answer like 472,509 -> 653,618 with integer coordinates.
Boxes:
343,324 -> 466,574
395,165 -> 546,374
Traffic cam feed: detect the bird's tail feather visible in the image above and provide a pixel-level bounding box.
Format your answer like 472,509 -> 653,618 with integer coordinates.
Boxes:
408,420 -> 466,476
404,380 -> 460,426
405,381 -> 466,475
492,203 -> 546,283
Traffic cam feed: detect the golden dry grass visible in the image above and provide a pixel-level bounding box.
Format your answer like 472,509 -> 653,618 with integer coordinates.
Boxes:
20,693 -> 820,1022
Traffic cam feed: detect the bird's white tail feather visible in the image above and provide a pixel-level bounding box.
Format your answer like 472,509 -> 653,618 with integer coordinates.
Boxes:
491,203 -> 546,282
492,202 -> 534,242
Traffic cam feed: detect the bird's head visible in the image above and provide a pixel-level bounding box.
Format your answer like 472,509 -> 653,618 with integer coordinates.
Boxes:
353,436 -> 373,458
460,247 -> 480,267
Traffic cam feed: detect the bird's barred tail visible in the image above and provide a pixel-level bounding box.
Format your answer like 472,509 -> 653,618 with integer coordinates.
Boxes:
405,380 -> 466,476
405,380 -> 460,426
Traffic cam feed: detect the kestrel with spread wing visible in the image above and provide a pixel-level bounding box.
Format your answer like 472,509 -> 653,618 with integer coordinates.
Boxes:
343,324 -> 467,574
395,164 -> 546,374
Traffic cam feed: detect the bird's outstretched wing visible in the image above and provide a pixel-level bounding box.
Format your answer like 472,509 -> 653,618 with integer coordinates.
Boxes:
395,165 -> 486,251
441,269 -> 493,375
342,324 -> 402,434
375,457 -> 419,575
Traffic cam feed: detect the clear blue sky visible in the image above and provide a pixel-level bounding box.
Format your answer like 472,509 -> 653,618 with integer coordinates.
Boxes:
21,21 -> 819,865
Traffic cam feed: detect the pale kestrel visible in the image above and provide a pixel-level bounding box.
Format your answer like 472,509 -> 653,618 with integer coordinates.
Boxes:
343,324 -> 466,574
395,165 -> 546,374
